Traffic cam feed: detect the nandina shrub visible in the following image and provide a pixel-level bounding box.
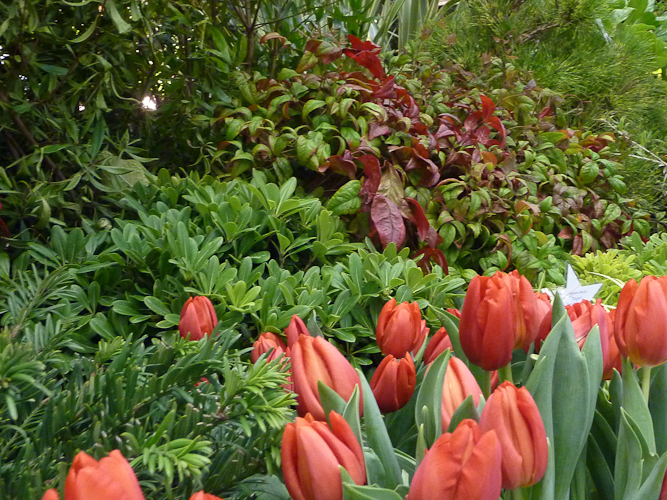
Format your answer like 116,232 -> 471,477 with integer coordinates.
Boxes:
215,37 -> 642,275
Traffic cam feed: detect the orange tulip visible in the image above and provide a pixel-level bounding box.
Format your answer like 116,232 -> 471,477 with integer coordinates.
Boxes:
407,419 -> 502,500
64,450 -> 145,500
251,332 -> 287,363
290,334 -> 363,420
423,327 -> 453,365
285,315 -> 310,348
459,273 -> 516,370
42,489 -> 59,500
614,276 -> 667,367
178,296 -> 218,341
533,292 -> 553,353
370,354 -> 417,413
479,382 -> 548,489
441,356 -> 483,431
190,492 -> 223,500
567,299 -> 616,378
376,298 -> 428,358
281,411 -> 366,500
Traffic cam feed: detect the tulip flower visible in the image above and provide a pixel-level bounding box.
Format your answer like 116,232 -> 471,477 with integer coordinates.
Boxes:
42,490 -> 59,500
407,419 -> 502,500
479,381 -> 548,490
290,334 -> 363,420
567,299 -> 615,378
376,298 -> 428,358
441,356 -> 483,431
178,296 -> 218,341
615,275 -> 667,367
64,450 -> 145,500
285,315 -> 310,348
190,492 -> 223,500
370,354 -> 417,413
282,411 -> 366,500
251,332 -> 287,363
606,308 -> 622,380
533,292 -> 553,353
423,327 -> 453,365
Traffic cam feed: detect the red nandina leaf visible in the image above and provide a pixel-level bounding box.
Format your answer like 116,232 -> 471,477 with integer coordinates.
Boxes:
322,155 -> 357,179
304,40 -> 322,53
346,34 -> 381,53
369,122 -> 391,140
464,111 -> 483,132
486,116 -> 506,147
345,52 -> 386,80
372,77 -> 396,99
371,194 -> 406,248
406,198 -> 430,241
480,95 -> 495,122
413,248 -> 448,274
481,151 -> 498,166
359,155 -> 382,203
539,106 -> 553,118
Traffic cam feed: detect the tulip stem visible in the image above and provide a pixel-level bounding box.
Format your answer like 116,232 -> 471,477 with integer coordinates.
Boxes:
510,489 -> 526,500
499,363 -> 514,385
642,366 -> 652,403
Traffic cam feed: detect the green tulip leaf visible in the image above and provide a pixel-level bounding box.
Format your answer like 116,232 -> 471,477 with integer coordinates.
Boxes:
631,449 -> 667,500
610,370 -> 624,431
415,424 -> 427,470
343,385 -> 363,449
414,349 -> 450,447
363,448 -> 389,490
357,368 -> 402,489
445,394 -> 481,433
615,411 -> 644,500
649,362 -> 667,454
587,433 -> 615,500
622,358 -> 656,454
430,308 -> 465,363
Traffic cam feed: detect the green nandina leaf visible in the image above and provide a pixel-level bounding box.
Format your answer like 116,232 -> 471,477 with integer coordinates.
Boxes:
609,176 -> 627,194
302,100 -> 326,121
580,162 -> 600,184
326,181 -> 361,215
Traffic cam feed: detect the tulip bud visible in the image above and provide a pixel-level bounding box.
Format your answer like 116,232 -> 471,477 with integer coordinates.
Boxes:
370,354 -> 417,413
459,271 -> 540,370
178,296 -> 218,341
567,299 -> 614,378
65,450 -> 145,500
441,356 -> 483,431
533,292 -> 553,353
190,492 -> 223,500
407,419 -> 502,500
285,315 -> 310,348
479,382 -> 548,490
251,332 -> 287,363
281,411 -> 366,500
614,276 -> 667,367
376,298 -> 427,358
291,334 -> 363,420
423,327 -> 453,365
42,490 -> 59,500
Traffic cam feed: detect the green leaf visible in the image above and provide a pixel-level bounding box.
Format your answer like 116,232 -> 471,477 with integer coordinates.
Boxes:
277,68 -> 298,80
357,368 -> 402,489
302,99 -> 327,121
343,484 -> 403,500
144,296 -> 171,317
326,181 -> 362,215
580,162 -> 600,184
106,0 -> 132,34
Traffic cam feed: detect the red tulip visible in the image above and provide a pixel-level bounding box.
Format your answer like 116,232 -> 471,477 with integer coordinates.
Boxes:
502,270 -> 542,350
606,308 -> 622,379
64,450 -> 145,500
281,411 -> 366,500
42,490 -> 59,500
567,299 -> 614,378
614,276 -> 667,367
407,419 -> 502,500
659,465 -> 667,500
251,332 -> 287,363
370,354 -> 417,413
178,296 -> 218,341
190,492 -> 223,500
423,327 -> 453,365
441,356 -> 483,431
285,315 -> 310,348
479,381 -> 548,489
459,273 -> 516,370
290,334 -> 363,420
533,292 -> 553,352
376,298 -> 428,358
